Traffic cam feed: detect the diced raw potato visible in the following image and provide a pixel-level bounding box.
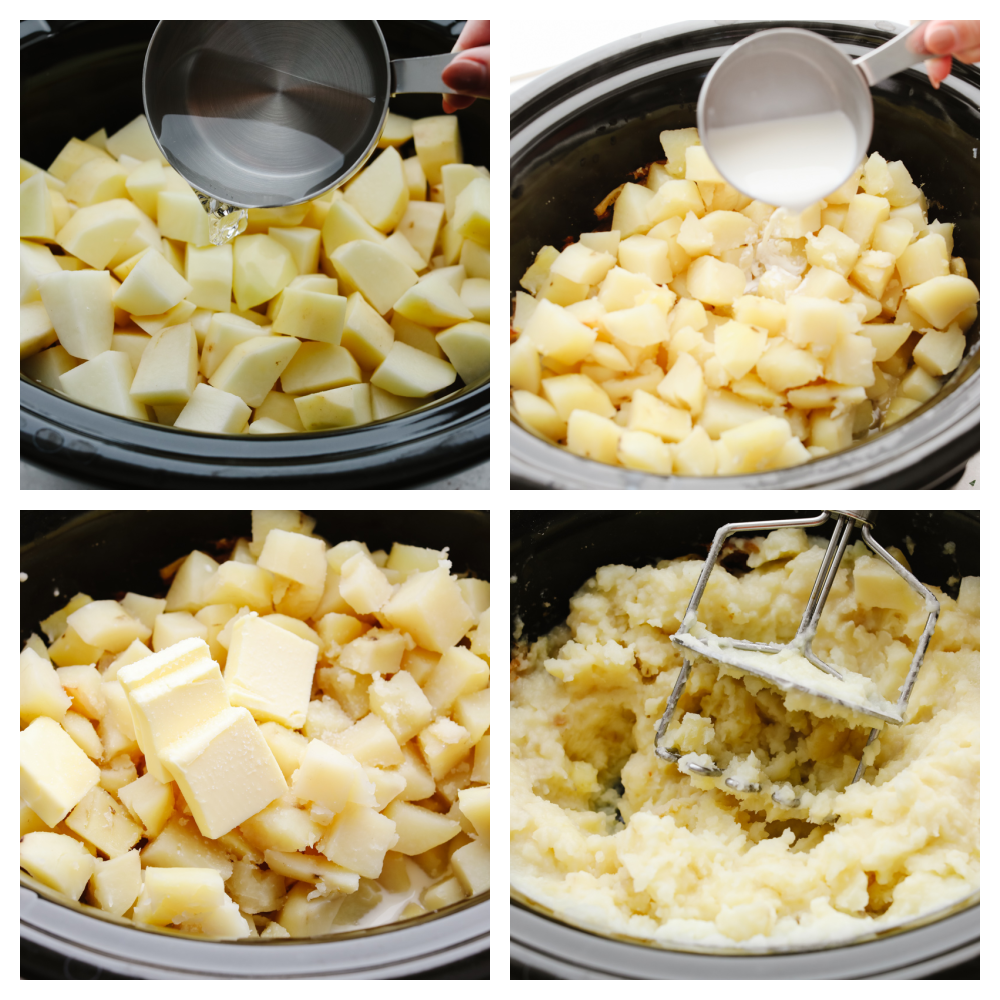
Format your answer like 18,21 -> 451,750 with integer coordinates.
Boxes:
21,172 -> 56,239
412,115 -> 462,185
344,146 -> 408,232
20,300 -> 57,360
38,269 -> 114,361
331,240 -> 418,315
320,198 -> 386,259
61,350 -> 149,420
453,177 -> 489,246
279,343 -> 361,396
905,275 -> 979,329
129,323 -> 199,406
20,832 -> 96,900
209,335 -> 300,408
371,341 -> 457,398
911,325 -> 965,377
232,234 -> 298,310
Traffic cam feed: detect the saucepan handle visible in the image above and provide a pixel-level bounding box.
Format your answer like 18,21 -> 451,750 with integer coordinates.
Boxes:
390,53 -> 457,95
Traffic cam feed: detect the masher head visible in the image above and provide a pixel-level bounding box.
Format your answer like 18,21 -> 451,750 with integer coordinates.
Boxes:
654,511 -> 940,798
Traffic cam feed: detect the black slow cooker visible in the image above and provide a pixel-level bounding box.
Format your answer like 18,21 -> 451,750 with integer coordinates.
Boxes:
510,509 -> 979,978
21,509 -> 489,979
510,21 -> 979,489
21,21 -> 489,488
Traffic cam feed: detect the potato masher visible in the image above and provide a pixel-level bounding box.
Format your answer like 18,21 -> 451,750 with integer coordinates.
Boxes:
654,511 -> 940,797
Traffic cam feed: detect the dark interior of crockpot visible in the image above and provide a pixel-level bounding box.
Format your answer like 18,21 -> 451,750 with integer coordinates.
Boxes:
22,509 -> 489,647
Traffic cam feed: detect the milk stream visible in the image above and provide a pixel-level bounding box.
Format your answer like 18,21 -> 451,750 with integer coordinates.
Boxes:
709,110 -> 859,211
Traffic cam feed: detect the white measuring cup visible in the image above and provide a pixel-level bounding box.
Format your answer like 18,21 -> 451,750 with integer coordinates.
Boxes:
697,22 -> 934,210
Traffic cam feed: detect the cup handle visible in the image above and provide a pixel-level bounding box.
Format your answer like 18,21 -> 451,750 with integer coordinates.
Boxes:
854,21 -> 934,87
390,53 -> 457,95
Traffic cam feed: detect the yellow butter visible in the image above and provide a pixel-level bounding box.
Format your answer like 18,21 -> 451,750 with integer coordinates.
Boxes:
126,652 -> 230,783
160,706 -> 287,839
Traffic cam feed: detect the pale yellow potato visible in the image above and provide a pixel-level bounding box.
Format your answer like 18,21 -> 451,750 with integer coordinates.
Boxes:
513,532 -> 978,945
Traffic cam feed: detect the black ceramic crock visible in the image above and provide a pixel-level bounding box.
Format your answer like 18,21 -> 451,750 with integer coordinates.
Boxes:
510,509 -> 979,978
21,509 -> 489,979
21,21 -> 489,488
510,21 -> 979,490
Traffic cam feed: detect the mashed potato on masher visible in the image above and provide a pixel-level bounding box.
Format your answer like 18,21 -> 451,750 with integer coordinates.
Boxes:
510,528 -> 979,949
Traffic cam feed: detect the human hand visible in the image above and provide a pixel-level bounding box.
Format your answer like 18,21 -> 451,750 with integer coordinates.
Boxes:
913,20 -> 980,89
442,20 -> 489,113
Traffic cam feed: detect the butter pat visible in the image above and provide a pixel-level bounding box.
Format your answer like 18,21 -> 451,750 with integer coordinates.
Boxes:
125,649 -> 231,783
160,707 -> 287,839
116,635 -> 213,697
20,716 -> 101,826
225,614 -> 317,728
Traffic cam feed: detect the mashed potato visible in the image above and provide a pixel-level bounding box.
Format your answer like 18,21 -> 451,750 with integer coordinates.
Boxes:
510,528 -> 979,949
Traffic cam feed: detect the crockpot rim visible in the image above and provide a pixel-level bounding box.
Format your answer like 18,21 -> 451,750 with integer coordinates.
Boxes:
21,884 -> 490,979
509,19 -> 979,491
510,899 -> 978,980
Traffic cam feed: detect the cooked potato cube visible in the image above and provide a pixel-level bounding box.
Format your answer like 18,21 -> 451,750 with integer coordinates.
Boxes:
20,831 -> 96,901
